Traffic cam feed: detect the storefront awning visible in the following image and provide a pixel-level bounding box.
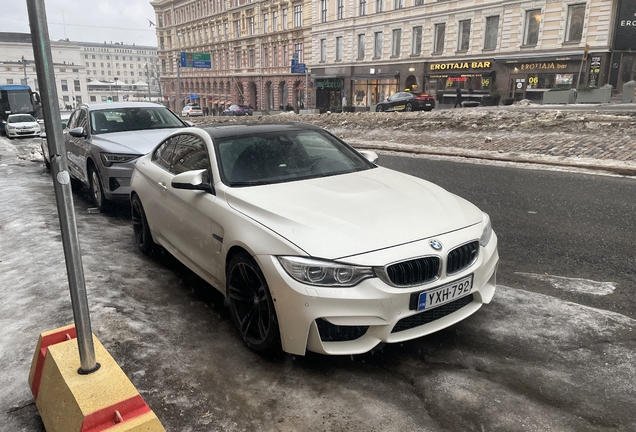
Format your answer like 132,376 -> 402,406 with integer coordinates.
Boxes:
494,53 -> 583,64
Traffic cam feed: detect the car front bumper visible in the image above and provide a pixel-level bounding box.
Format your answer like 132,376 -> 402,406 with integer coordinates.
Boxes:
255,225 -> 498,356
6,128 -> 40,137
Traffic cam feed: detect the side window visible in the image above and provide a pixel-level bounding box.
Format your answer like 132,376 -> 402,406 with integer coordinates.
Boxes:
76,109 -> 88,133
152,136 -> 178,170
170,135 -> 211,182
67,111 -> 79,129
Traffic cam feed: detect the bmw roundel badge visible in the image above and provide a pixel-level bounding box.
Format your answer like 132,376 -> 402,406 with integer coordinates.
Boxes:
429,240 -> 443,250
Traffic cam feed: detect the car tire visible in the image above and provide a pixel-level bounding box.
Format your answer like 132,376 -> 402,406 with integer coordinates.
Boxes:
131,194 -> 155,255
375,105 -> 384,112
88,165 -> 107,213
405,103 -> 413,112
227,253 -> 280,353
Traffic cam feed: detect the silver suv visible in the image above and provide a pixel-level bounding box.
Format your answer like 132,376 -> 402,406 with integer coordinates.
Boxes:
65,102 -> 188,212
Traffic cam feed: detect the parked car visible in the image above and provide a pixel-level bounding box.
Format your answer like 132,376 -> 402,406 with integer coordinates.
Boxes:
40,113 -> 71,170
65,102 -> 189,212
130,123 -> 498,356
181,105 -> 203,117
4,113 -> 41,139
222,104 -> 253,116
375,92 -> 435,112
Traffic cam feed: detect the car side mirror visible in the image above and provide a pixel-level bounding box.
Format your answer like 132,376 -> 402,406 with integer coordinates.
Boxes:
184,120 -> 195,127
171,169 -> 213,193
359,150 -> 379,164
69,127 -> 86,138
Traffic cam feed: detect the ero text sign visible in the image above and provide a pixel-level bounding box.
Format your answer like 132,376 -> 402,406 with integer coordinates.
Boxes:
181,52 -> 211,68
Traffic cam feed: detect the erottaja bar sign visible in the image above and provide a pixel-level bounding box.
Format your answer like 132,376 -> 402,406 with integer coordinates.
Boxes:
614,0 -> 636,50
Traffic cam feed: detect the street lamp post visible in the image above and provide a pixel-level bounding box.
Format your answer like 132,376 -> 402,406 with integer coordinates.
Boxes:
114,76 -> 119,102
177,32 -> 182,113
145,63 -> 151,101
21,56 -> 28,85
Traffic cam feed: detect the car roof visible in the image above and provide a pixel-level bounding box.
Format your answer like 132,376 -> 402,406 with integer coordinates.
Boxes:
200,123 -> 323,139
79,102 -> 167,111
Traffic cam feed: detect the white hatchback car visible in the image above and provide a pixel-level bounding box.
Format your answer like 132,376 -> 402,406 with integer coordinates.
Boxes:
4,113 -> 41,139
181,105 -> 203,117
130,124 -> 498,355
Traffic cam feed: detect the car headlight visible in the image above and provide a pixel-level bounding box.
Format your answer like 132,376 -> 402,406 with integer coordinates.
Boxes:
7,125 -> 16,129
278,256 -> 375,287
100,153 -> 140,167
479,212 -> 493,247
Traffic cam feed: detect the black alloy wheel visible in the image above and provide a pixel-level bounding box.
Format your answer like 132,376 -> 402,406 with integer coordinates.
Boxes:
131,194 -> 155,255
227,253 -> 280,352
375,104 -> 384,112
88,165 -> 107,213
405,102 -> 413,112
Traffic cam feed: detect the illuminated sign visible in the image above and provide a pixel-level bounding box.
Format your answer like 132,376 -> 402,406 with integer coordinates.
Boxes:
429,61 -> 491,71
519,63 -> 568,70
615,0 -> 636,50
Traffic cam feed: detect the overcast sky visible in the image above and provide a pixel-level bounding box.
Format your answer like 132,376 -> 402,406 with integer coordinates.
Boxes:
1,0 -> 159,47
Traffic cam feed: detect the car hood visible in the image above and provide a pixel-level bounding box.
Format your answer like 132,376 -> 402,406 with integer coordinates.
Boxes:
8,122 -> 39,127
90,128 -> 182,154
224,167 -> 483,259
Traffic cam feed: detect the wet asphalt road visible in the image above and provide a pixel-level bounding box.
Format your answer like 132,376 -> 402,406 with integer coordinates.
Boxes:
1,135 -> 635,432
376,154 -> 636,320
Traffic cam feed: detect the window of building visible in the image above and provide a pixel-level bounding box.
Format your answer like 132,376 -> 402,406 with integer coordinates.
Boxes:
263,13 -> 269,32
415,0 -> 424,5
90,96 -> 97,102
337,0 -> 344,20
524,9 -> 541,46
74,80 -> 81,91
283,45 -> 288,65
282,9 -> 288,29
376,0 -> 383,12
336,36 -> 343,61
565,4 -> 585,42
394,0 -> 403,9
248,17 -> 255,35
234,20 -> 241,38
225,22 -> 229,39
358,34 -> 366,59
412,26 -> 422,54
6,79 -> 14,84
391,29 -> 401,56
434,23 -> 445,53
484,16 -> 499,49
359,0 -> 366,16
61,79 -> 68,91
264,47 -> 269,67
249,49 -> 255,68
63,95 -> 70,102
374,31 -> 383,58
274,46 -> 279,66
235,50 -> 241,68
320,39 -> 327,62
458,19 -> 471,51
293,5 -> 302,27
294,43 -> 303,63
273,11 -> 278,30
321,0 -> 328,22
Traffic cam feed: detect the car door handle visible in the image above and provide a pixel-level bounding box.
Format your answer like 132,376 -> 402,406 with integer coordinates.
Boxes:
158,181 -> 167,190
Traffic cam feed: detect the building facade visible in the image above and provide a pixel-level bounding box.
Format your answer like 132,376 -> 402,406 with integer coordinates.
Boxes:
0,32 -> 160,110
152,0 -> 314,113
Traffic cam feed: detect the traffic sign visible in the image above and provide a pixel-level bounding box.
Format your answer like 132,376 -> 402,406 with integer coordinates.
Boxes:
291,63 -> 306,74
180,52 -> 211,68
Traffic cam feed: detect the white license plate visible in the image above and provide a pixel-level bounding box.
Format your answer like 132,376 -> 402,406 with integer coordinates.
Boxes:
417,275 -> 473,311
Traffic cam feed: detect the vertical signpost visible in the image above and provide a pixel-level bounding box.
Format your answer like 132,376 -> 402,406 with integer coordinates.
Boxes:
290,53 -> 307,110
180,52 -> 211,108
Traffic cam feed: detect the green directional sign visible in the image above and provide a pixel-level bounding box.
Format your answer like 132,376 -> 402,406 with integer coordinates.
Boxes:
180,52 -> 211,68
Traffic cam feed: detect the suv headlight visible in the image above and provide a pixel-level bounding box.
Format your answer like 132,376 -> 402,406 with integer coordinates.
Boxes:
479,212 -> 493,247
100,153 -> 140,167
278,256 -> 374,287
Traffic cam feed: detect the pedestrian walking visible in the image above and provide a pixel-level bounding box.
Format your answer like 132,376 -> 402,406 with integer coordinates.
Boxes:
454,87 -> 463,108
212,106 -> 216,116
203,106 -> 209,116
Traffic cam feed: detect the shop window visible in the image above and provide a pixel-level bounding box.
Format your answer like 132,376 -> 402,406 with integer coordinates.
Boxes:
374,32 -> 383,58
412,26 -> 422,55
434,23 -> 445,54
524,9 -> 541,46
484,16 -> 499,49
457,20 -> 471,51
336,37 -> 343,61
565,4 -> 585,42
358,34 -> 366,59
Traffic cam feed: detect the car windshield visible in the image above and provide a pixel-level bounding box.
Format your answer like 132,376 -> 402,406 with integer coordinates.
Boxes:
215,129 -> 375,187
90,107 -> 183,135
8,115 -> 36,123
190,106 -> 201,110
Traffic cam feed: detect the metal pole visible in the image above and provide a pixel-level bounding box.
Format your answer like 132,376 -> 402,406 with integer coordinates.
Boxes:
26,0 -> 99,374
146,64 -> 151,101
305,67 -> 308,110
177,34 -> 182,113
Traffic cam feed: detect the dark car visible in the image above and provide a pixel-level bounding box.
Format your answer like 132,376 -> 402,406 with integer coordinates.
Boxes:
222,104 -> 254,116
375,92 -> 435,112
